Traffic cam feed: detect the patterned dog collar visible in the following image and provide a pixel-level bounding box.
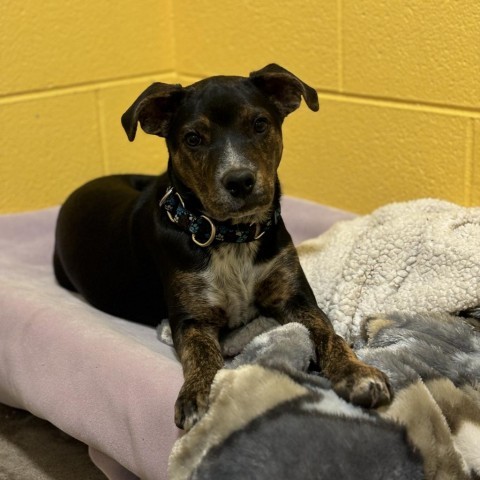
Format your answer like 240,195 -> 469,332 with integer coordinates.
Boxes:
159,187 -> 280,247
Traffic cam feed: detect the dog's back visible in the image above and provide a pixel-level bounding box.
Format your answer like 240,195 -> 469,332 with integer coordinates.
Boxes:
54,173 -> 169,323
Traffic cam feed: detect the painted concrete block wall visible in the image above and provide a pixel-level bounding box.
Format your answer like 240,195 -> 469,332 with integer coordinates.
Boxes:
0,0 -> 175,212
174,0 -> 480,213
1,0 -> 479,214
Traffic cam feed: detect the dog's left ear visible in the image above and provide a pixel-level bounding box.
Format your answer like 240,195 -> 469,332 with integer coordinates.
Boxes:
249,64 -> 319,117
121,82 -> 184,142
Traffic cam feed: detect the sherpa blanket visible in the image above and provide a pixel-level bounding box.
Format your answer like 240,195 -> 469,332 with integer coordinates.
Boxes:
298,198 -> 480,346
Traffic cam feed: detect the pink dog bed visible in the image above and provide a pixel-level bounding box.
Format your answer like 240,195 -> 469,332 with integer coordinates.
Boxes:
0,196 -> 353,480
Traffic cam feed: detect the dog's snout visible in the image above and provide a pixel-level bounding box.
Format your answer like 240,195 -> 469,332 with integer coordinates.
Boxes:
222,169 -> 256,199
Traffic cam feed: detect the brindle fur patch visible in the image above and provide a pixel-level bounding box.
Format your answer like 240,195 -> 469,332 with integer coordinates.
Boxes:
173,323 -> 224,430
256,244 -> 302,311
172,271 -> 227,326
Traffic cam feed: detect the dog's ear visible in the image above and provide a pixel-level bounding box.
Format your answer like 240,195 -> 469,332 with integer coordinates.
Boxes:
121,83 -> 184,141
249,64 -> 319,117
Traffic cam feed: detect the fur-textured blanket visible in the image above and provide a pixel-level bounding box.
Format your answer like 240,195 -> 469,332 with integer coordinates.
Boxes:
359,312 -> 480,480
298,198 -> 480,345
169,314 -> 480,480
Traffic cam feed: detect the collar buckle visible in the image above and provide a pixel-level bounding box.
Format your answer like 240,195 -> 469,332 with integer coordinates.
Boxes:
160,187 -> 216,247
159,187 -> 186,224
159,186 -> 174,207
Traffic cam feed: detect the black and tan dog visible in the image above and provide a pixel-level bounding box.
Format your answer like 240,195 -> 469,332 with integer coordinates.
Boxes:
54,64 -> 391,430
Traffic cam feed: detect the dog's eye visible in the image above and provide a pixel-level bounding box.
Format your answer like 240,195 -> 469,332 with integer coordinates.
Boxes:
184,132 -> 202,147
253,117 -> 269,134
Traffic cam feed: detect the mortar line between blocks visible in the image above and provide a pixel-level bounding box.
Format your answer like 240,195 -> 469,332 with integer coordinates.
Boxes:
466,119 -> 477,206
337,0 -> 344,92
95,90 -> 110,176
169,0 -> 178,81
317,91 -> 480,118
0,71 -> 176,105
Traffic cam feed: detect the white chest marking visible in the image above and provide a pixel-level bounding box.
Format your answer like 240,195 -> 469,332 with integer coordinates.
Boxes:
202,243 -> 270,329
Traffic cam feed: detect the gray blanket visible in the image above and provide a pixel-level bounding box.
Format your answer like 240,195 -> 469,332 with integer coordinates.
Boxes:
169,314 -> 480,480
359,312 -> 480,480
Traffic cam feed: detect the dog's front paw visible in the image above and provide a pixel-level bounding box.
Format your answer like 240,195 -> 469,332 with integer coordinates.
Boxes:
332,363 -> 392,409
174,381 -> 210,431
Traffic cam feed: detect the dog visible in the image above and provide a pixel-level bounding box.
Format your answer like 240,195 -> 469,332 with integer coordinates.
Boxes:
53,64 -> 391,431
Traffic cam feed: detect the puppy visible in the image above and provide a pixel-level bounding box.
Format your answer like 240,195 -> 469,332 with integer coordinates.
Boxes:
54,64 -> 391,430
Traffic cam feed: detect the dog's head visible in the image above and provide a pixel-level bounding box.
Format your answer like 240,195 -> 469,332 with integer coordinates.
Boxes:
122,64 -> 319,222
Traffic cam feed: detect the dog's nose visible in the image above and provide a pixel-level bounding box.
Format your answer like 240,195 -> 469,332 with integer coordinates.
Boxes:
222,169 -> 256,199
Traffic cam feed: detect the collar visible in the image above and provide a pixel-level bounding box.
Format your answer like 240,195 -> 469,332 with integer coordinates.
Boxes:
159,186 -> 280,247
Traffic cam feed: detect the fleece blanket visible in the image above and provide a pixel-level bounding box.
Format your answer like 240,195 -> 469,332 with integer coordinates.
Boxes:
0,197 -> 347,480
298,198 -> 480,346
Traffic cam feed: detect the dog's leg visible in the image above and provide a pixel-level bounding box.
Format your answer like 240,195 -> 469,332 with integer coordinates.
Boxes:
290,307 -> 392,408
172,322 -> 224,431
257,246 -> 392,408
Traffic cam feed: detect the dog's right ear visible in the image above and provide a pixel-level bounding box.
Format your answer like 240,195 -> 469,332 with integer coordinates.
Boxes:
121,83 -> 184,142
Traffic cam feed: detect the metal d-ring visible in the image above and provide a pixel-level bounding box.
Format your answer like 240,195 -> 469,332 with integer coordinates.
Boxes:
252,223 -> 265,240
192,215 -> 216,247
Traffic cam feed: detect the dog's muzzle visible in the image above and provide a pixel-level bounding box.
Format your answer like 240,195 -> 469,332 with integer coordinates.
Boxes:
222,169 -> 256,199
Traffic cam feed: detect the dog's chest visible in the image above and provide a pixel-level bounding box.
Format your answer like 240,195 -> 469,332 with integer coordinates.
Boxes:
201,243 -> 267,328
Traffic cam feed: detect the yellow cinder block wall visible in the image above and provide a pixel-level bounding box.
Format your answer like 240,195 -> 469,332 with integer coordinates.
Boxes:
0,0 -> 175,213
1,0 -> 479,214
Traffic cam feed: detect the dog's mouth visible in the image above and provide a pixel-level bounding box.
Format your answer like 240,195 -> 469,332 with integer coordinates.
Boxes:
201,190 -> 273,224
